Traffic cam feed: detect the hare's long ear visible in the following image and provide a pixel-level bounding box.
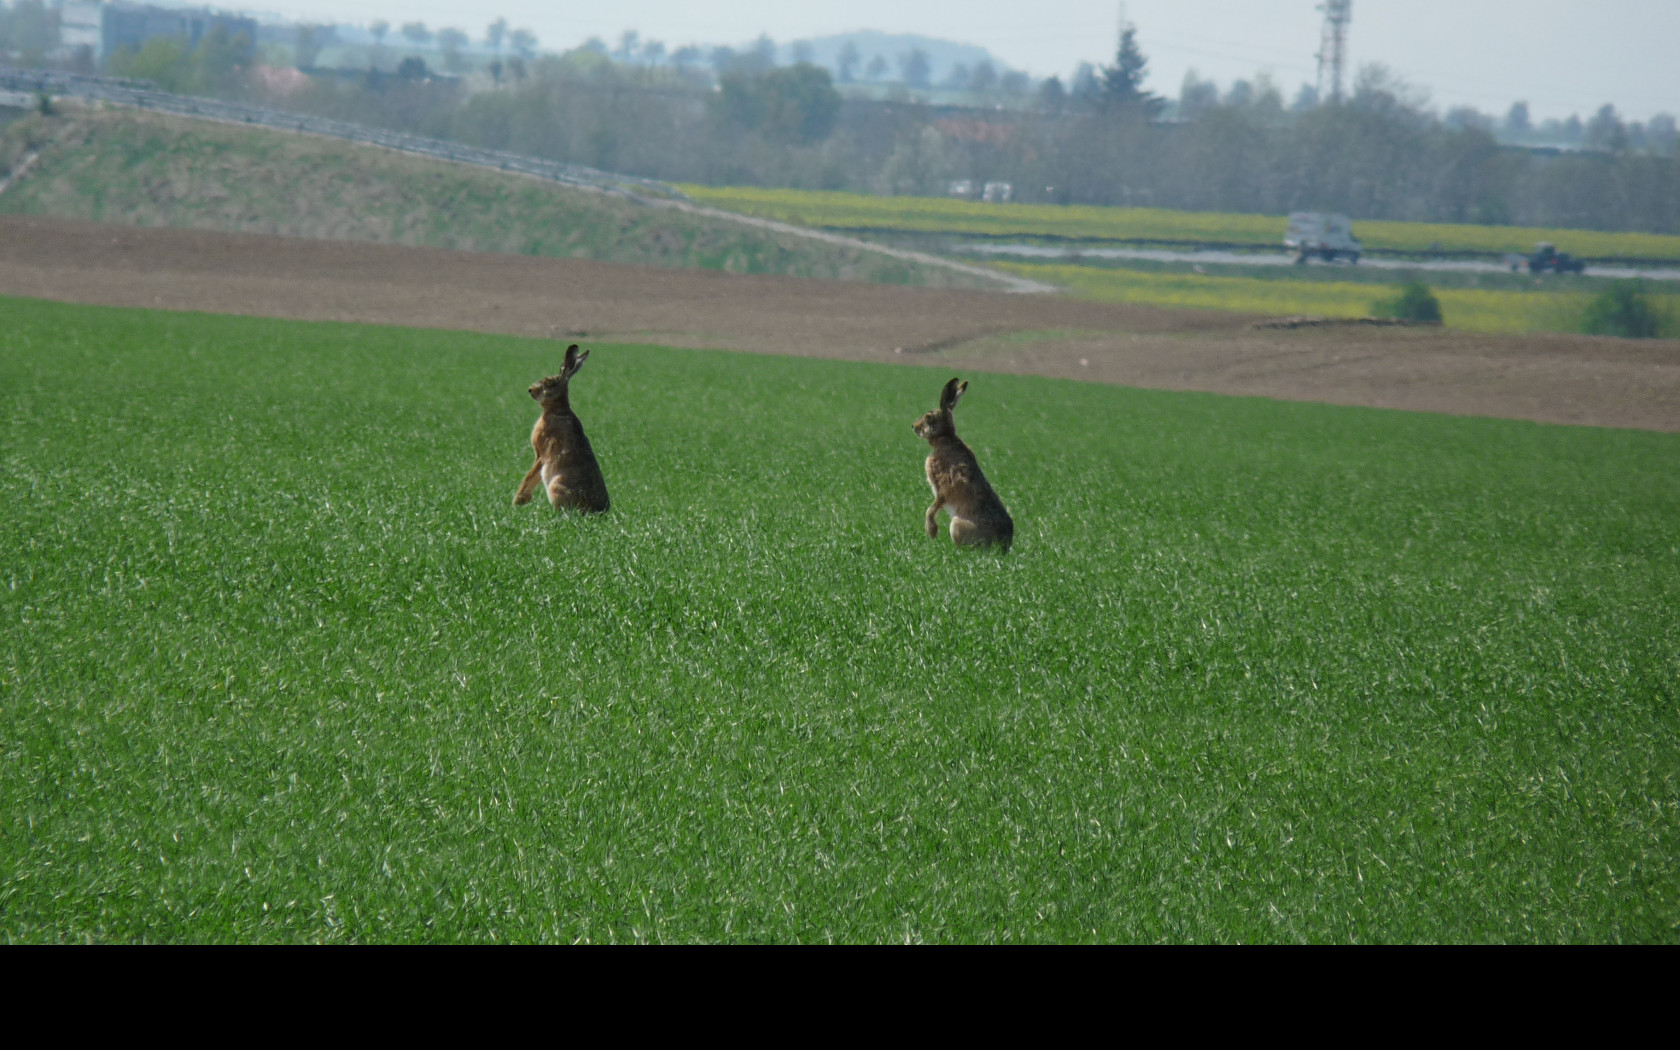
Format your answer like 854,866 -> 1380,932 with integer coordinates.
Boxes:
562,344 -> 588,379
940,377 -> 967,412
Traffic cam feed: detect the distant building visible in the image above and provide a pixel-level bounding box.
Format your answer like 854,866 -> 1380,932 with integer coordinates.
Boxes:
58,2 -> 258,64
59,2 -> 103,57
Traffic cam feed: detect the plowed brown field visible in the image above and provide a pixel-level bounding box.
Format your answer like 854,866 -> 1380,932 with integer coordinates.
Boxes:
6,215 -> 1678,431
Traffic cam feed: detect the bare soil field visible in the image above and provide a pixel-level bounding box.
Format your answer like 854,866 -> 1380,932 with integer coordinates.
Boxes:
5,215 -> 1679,431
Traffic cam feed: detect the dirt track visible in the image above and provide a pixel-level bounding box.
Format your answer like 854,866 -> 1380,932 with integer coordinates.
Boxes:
5,215 -> 1679,432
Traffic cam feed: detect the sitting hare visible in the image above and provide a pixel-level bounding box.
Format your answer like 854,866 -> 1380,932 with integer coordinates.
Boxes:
514,344 -> 611,514
912,377 -> 1013,551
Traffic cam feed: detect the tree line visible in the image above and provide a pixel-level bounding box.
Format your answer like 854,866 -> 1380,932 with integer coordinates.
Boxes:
240,37 -> 1680,236
4,4 -> 1676,236
0,0 -> 56,65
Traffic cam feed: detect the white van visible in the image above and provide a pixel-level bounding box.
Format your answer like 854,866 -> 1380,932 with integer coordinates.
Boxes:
1285,212 -> 1362,264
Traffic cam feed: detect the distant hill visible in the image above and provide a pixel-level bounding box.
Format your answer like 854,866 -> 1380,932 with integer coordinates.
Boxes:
0,105 -> 992,289
779,31 -> 1017,83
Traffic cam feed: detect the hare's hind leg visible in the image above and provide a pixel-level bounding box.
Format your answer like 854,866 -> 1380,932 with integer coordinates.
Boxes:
951,517 -> 1009,551
949,515 -> 978,546
514,461 -> 543,505
545,472 -> 583,511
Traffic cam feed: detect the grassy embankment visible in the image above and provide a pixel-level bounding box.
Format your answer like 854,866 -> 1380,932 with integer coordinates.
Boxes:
685,186 -> 1680,335
0,106 -> 980,287
4,296 -> 1678,942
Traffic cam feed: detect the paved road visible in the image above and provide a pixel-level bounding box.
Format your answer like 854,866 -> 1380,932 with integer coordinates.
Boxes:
962,242 -> 1680,281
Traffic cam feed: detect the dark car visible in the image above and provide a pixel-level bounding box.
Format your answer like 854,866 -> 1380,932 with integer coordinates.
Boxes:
1529,242 -> 1586,274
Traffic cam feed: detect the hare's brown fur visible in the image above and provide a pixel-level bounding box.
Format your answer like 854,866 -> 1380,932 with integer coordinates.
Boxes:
514,344 -> 610,514
912,377 -> 1013,551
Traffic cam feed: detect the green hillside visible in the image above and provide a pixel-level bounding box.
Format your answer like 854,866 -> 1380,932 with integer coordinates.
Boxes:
0,105 -> 984,288
3,296 -> 1677,942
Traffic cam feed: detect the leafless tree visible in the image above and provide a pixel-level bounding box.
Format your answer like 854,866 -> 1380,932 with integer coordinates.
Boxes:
898,48 -> 930,89
437,28 -> 468,71
837,41 -> 860,83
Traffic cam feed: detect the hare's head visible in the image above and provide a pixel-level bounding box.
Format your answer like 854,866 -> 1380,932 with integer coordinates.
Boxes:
528,344 -> 589,404
912,377 -> 967,442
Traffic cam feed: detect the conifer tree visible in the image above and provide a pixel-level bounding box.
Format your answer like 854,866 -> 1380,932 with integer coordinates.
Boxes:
1100,25 -> 1163,115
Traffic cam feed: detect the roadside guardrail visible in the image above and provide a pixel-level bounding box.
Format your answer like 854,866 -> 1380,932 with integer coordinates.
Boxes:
0,67 -> 689,204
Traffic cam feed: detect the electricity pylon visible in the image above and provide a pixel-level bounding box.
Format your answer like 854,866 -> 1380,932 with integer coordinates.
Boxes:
1315,0 -> 1352,103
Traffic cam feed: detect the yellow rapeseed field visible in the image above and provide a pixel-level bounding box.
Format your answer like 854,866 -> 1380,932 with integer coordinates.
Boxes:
995,263 -> 1592,334
683,185 -> 1680,260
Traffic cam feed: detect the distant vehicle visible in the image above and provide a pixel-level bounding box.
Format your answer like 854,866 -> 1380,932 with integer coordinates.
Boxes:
947,179 -> 975,199
1285,212 -> 1362,264
1528,242 -> 1585,274
982,181 -> 1013,204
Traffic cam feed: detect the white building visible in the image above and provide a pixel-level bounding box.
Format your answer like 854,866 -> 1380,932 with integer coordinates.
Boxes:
60,2 -> 105,59
54,2 -> 259,64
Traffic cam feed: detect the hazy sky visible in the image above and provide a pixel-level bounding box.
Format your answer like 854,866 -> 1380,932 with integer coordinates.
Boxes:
249,0 -> 1679,121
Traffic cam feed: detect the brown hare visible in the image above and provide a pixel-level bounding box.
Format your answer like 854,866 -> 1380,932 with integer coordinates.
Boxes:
514,344 -> 611,514
913,377 -> 1013,551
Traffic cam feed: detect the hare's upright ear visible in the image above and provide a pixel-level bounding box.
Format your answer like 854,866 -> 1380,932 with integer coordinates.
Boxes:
562,344 -> 588,379
940,377 -> 968,412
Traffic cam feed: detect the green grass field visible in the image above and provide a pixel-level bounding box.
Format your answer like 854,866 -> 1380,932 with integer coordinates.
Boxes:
4,296 -> 1678,942
682,185 -> 1680,261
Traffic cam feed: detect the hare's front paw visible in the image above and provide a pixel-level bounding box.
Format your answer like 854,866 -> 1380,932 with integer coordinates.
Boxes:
513,490 -> 533,506
925,515 -> 940,539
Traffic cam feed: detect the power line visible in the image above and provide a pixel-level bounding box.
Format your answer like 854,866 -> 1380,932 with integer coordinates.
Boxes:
1147,39 -> 1316,77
